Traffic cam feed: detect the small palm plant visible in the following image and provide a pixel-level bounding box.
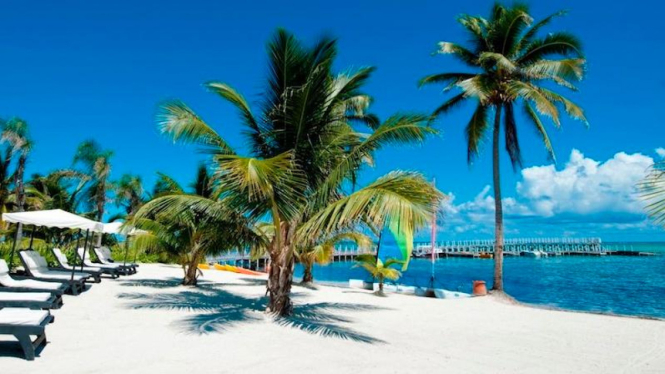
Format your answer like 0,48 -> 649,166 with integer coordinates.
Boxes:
354,254 -> 403,296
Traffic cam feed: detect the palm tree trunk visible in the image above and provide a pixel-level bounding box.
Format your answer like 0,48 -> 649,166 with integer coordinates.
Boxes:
492,104 -> 504,292
183,252 -> 203,286
14,155 -> 26,246
267,224 -> 295,316
301,263 -> 314,284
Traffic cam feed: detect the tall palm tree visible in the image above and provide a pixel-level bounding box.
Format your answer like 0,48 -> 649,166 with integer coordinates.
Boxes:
73,140 -> 113,221
419,3 -> 587,291
133,167 -> 266,285
0,146 -> 14,228
157,29 -> 443,316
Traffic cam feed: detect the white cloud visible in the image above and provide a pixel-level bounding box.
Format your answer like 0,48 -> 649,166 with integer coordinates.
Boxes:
656,148 -> 665,158
516,149 -> 652,217
433,149 -> 658,239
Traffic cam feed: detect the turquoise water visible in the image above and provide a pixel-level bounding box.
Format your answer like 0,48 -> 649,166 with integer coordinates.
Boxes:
295,242 -> 665,319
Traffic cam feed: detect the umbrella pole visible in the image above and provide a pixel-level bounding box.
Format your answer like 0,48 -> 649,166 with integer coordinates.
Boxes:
7,223 -> 18,273
70,229 -> 82,282
28,226 -> 36,250
123,236 -> 130,267
80,230 -> 90,273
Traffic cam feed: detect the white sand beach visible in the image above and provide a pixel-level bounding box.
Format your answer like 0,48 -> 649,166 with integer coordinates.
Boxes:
1,264 -> 663,374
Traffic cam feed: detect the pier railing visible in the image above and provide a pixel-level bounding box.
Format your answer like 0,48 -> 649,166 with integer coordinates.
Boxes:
209,237 -> 653,267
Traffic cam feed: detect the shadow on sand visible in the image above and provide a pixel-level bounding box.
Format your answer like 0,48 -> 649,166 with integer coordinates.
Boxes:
117,280 -> 385,343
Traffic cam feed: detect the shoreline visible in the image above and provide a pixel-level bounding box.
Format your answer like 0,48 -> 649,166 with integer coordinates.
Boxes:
299,276 -> 665,322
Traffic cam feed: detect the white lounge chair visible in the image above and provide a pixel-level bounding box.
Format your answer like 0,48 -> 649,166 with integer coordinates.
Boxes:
0,307 -> 53,360
19,250 -> 89,295
97,246 -> 138,272
0,260 -> 66,296
51,248 -> 104,282
0,291 -> 60,309
77,248 -> 130,276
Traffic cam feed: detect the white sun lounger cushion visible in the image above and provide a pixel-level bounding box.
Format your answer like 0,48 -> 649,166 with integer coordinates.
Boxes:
0,261 -> 63,291
53,248 -> 99,272
78,248 -> 122,269
0,308 -> 49,326
0,292 -> 52,302
21,251 -> 89,281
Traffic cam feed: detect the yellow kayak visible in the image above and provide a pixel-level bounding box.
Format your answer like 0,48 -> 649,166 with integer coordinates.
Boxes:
198,264 -> 210,270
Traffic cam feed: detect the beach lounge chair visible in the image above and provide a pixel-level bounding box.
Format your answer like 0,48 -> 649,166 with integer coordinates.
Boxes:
51,248 -> 105,282
0,291 -> 61,310
0,307 -> 54,360
19,250 -> 89,295
0,260 -> 66,296
77,247 -> 131,276
94,246 -> 137,274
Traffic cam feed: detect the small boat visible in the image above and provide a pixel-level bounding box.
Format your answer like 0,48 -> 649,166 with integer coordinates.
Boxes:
521,250 -> 547,258
479,252 -> 493,259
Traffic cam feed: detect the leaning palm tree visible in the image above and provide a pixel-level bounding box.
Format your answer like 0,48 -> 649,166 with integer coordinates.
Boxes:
73,140 -> 113,221
354,254 -> 403,296
157,29 -> 443,316
419,3 -> 588,291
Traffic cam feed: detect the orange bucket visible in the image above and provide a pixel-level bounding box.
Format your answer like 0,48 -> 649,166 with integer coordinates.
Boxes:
472,280 -> 487,296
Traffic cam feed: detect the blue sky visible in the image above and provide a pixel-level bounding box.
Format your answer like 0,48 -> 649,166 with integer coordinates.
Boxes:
0,0 -> 663,241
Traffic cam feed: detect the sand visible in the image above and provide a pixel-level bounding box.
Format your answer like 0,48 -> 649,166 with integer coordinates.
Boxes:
1,264 -> 663,373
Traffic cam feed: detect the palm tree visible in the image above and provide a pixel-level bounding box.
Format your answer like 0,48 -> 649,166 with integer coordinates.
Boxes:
2,118 -> 32,213
113,174 -> 147,220
419,3 -> 588,291
73,140 -> 113,221
132,167 -> 266,285
157,29 -> 443,316
298,232 -> 372,284
26,170 -> 88,212
354,254 -> 403,296
1,118 -> 33,243
0,146 -> 14,228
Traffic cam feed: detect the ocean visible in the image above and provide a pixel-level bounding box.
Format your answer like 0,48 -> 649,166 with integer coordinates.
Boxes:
294,242 -> 665,319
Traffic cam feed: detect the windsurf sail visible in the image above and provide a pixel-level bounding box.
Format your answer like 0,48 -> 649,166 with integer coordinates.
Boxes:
377,218 -> 413,271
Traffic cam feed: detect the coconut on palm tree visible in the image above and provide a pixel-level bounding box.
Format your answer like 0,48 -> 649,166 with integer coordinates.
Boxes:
74,140 -> 113,221
354,254 -> 403,296
420,3 -> 587,291
156,29 -> 443,316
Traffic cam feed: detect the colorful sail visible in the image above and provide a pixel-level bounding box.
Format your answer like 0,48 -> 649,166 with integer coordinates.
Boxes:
377,218 -> 413,271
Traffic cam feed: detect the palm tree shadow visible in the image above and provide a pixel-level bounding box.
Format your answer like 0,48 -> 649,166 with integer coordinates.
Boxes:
118,277 -> 214,289
118,287 -> 385,343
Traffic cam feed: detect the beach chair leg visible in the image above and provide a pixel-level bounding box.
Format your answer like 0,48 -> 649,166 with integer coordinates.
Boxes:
15,333 -> 36,361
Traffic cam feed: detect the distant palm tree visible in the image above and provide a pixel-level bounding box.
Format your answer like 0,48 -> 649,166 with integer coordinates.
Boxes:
298,232 -> 372,284
420,3 -> 588,291
354,254 -> 403,296
156,29 -> 443,316
26,170 -> 88,212
0,146 -> 14,228
73,140 -> 113,221
113,174 -> 147,220
1,118 -> 32,214
133,166 -> 266,285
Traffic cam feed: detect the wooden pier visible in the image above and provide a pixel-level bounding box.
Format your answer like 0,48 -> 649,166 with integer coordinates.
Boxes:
209,237 -> 656,269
